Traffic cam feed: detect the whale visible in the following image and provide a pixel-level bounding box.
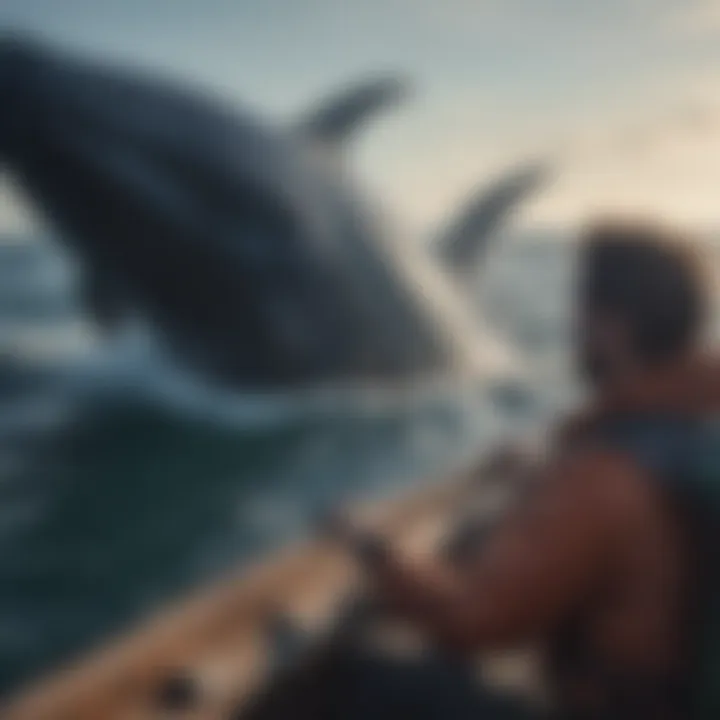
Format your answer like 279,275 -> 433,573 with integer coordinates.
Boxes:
0,35 -> 547,390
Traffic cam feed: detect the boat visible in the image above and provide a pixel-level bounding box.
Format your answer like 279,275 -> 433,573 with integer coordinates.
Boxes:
2,460 -> 537,720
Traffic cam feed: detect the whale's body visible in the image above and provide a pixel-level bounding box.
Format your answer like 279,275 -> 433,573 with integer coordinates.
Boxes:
1,37 -> 545,389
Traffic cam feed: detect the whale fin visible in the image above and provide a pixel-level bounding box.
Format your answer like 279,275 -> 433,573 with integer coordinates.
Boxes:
299,77 -> 409,145
436,162 -> 549,276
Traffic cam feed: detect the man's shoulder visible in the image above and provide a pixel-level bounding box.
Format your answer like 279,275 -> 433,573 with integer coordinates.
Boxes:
541,442 -> 664,536
557,353 -> 720,444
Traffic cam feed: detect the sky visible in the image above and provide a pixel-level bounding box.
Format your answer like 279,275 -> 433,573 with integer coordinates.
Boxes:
3,0 -> 720,236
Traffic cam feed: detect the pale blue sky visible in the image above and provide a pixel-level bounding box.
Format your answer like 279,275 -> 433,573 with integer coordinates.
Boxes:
3,0 -> 720,234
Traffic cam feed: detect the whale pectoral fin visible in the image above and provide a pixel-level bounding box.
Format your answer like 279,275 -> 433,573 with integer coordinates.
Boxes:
435,162 -> 550,277
299,77 -> 410,146
78,268 -> 128,333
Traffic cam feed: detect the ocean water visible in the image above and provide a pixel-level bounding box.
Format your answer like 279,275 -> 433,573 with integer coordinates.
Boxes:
0,233 -> 594,694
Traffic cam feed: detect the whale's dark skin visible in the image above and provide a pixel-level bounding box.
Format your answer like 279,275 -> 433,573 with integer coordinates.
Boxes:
1,36 -> 546,389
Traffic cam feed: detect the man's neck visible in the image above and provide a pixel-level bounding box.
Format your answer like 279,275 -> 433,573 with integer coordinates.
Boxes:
590,351 -> 709,415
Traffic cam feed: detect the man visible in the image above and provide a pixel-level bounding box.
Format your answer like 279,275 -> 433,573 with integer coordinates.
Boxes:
329,221 -> 718,719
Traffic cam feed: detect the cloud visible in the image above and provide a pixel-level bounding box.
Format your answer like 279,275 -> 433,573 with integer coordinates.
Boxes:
524,91 -> 720,230
665,0 -> 720,36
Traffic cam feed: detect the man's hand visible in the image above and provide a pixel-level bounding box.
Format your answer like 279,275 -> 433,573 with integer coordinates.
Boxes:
475,438 -> 540,487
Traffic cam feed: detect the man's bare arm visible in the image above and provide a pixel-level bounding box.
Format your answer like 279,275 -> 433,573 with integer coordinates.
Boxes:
364,451 -> 630,654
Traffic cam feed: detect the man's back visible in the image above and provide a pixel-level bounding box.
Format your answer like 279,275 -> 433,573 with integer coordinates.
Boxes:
548,356 -> 719,716
547,447 -> 692,716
